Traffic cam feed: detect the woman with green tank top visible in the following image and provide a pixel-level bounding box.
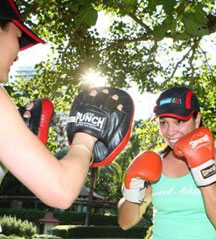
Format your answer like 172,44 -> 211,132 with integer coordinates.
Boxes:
118,86 -> 216,239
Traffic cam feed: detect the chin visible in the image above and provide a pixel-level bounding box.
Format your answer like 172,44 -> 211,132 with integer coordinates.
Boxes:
167,142 -> 174,149
0,74 -> 9,83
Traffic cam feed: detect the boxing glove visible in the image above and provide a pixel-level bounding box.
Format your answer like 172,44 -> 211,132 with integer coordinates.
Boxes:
122,151 -> 162,203
174,127 -> 216,186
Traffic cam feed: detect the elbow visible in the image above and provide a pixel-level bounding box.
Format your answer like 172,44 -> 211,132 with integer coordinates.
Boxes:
55,199 -> 74,210
40,191 -> 77,210
118,218 -> 133,231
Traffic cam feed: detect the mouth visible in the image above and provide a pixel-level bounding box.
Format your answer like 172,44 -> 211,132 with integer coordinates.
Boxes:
167,139 -> 179,146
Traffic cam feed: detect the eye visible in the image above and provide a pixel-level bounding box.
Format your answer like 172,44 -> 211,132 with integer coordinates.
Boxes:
175,119 -> 184,125
159,120 -> 166,126
18,37 -> 22,47
17,31 -> 22,45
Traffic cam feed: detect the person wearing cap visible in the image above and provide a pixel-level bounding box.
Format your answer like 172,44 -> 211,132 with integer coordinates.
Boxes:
118,86 -> 216,238
0,0 -> 101,209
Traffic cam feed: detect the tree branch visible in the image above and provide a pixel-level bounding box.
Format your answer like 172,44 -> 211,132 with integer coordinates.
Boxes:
128,13 -> 152,34
163,39 -> 201,85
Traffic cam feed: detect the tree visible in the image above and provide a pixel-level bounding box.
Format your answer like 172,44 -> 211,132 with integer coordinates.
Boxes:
9,0 -> 215,130
16,0 -> 216,90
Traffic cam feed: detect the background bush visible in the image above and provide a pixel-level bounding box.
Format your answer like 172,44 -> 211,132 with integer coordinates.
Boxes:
0,209 -> 45,222
52,225 -> 147,238
0,215 -> 36,238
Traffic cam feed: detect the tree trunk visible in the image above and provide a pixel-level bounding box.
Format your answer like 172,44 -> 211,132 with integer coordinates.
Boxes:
85,167 -> 97,226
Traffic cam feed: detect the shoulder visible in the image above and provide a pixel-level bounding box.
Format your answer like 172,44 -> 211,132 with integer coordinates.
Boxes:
0,86 -> 17,112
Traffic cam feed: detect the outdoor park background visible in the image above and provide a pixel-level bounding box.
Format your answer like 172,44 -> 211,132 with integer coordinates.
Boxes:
1,1 -> 216,238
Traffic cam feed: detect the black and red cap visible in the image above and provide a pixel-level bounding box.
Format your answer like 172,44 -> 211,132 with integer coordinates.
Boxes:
151,87 -> 200,121
0,0 -> 45,51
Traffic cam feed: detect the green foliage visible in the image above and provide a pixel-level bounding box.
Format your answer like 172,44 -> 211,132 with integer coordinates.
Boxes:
33,235 -> 61,239
54,211 -> 118,225
0,215 -> 36,238
52,225 -> 146,238
0,234 -> 23,239
0,172 -> 35,196
11,0 -> 216,95
136,120 -> 167,154
0,208 -> 45,222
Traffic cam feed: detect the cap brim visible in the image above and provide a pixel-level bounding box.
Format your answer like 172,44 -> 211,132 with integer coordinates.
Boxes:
12,19 -> 45,51
150,107 -> 195,122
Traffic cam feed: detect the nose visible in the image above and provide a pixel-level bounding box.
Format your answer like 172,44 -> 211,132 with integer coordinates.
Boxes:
166,124 -> 177,137
14,56 -> 19,62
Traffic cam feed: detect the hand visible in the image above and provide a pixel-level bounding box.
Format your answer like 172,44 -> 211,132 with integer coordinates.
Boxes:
174,127 -> 216,186
122,151 -> 162,203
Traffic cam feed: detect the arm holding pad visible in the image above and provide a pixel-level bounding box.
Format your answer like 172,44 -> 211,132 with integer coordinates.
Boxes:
0,98 -> 54,185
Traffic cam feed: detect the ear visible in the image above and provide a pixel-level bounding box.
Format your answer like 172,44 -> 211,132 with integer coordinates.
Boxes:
195,112 -> 202,129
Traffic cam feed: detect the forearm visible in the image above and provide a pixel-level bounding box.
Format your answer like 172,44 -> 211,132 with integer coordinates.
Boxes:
118,198 -> 142,230
118,196 -> 151,230
201,183 -> 216,227
59,143 -> 93,201
1,131 -> 94,209
56,132 -> 96,206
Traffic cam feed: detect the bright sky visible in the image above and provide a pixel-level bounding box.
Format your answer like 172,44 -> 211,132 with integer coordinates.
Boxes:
10,11 -> 216,121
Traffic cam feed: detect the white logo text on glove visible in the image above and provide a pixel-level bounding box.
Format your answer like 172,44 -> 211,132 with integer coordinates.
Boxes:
69,111 -> 106,132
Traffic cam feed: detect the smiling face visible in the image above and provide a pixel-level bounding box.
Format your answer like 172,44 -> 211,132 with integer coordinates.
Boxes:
0,22 -> 21,83
158,113 -> 202,148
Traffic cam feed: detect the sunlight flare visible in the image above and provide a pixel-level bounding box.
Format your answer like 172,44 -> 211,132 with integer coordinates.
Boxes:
83,69 -> 107,87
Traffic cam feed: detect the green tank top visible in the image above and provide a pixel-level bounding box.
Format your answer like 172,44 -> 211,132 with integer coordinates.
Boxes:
151,173 -> 216,239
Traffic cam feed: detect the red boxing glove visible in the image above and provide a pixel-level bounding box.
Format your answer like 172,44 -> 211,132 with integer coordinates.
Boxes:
174,127 -> 216,186
122,151 -> 162,203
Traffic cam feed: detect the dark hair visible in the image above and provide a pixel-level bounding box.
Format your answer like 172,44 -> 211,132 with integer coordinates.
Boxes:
0,20 -> 10,30
158,112 -> 203,157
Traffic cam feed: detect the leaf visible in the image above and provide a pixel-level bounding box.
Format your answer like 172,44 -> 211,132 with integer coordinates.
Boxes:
75,5 -> 97,28
174,31 -> 191,41
119,0 -> 137,15
148,0 -> 158,14
182,3 -> 209,37
84,8 -> 98,26
182,13 -> 209,36
158,0 -> 176,15
152,17 -> 173,40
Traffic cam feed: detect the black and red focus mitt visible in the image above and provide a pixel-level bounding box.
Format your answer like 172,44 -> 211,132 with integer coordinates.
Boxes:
19,98 -> 54,145
66,87 -> 134,167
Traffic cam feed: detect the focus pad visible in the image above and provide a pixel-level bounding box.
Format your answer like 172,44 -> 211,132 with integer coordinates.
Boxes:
67,87 -> 134,167
19,98 -> 54,145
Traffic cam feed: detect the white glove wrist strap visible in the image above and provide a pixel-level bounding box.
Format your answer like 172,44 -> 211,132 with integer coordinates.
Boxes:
122,187 -> 146,204
191,159 -> 216,187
